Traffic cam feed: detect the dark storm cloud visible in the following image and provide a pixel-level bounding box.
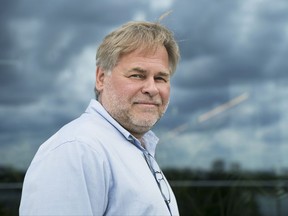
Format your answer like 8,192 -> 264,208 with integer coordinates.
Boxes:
169,0 -> 288,91
175,88 -> 230,114
0,1 -> 15,73
0,1 -> 41,105
0,1 -> 15,59
168,0 -> 241,59
14,0 -> 145,23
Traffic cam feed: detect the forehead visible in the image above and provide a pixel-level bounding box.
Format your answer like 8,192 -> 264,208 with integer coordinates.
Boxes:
117,46 -> 170,72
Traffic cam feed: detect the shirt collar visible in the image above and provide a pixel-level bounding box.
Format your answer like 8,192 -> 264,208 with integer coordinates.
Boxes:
85,99 -> 159,156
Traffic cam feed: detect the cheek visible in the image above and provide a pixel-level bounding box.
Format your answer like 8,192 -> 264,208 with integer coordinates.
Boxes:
160,86 -> 170,103
119,82 -> 142,96
108,80 -> 137,100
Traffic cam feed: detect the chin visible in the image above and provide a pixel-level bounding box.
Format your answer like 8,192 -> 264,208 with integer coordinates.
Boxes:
130,114 -> 160,127
135,120 -> 158,128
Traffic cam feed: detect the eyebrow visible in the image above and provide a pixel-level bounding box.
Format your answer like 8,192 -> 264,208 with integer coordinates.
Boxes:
129,67 -> 147,73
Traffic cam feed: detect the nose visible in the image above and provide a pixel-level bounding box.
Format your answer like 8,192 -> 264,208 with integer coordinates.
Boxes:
141,77 -> 159,97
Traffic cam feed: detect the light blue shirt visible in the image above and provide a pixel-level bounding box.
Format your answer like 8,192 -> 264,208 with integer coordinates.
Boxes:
20,99 -> 179,216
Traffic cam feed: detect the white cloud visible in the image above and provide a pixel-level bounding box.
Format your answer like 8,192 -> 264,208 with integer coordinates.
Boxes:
132,11 -> 147,21
149,0 -> 174,11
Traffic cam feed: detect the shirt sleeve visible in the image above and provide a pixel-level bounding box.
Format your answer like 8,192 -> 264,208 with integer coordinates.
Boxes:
19,140 -> 110,216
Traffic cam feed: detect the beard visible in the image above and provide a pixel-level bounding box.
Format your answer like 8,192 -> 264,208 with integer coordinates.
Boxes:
100,83 -> 169,137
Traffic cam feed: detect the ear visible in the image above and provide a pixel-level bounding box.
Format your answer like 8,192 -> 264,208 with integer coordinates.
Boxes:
96,67 -> 106,93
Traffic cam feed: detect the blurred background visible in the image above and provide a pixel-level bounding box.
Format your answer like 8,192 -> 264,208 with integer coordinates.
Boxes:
1,0 -> 288,215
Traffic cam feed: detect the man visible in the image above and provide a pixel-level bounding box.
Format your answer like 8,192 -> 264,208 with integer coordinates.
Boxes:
20,20 -> 180,215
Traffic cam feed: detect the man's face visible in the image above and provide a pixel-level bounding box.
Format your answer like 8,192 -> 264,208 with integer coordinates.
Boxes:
96,46 -> 171,139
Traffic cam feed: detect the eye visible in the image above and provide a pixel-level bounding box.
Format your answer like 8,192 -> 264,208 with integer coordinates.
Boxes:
130,74 -> 144,79
155,76 -> 168,83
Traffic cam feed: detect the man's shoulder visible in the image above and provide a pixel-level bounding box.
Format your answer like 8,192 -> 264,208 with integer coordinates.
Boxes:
37,110 -> 123,156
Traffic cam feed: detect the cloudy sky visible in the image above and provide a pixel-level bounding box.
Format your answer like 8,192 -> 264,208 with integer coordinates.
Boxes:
1,0 -> 288,172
